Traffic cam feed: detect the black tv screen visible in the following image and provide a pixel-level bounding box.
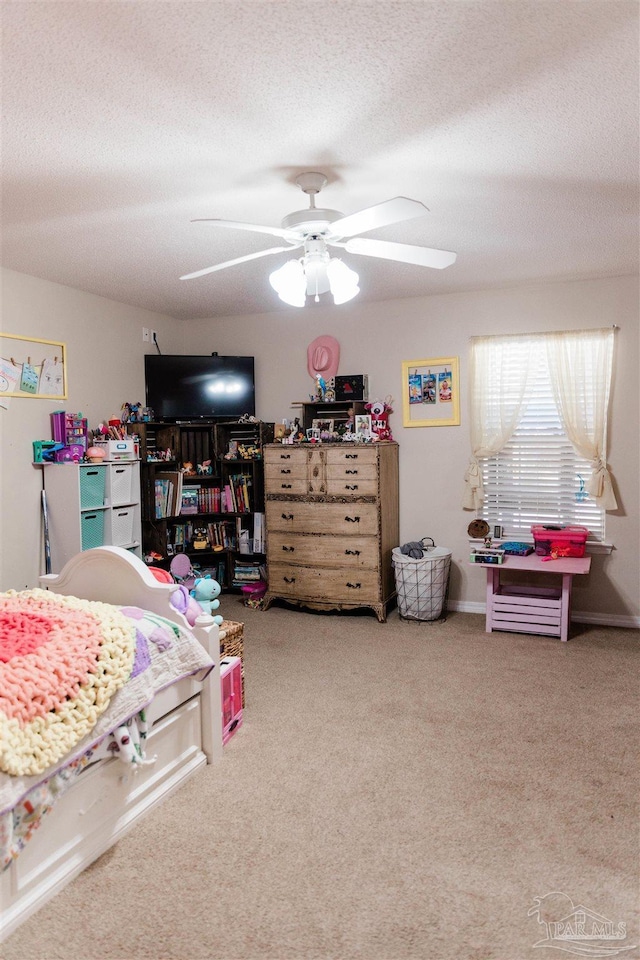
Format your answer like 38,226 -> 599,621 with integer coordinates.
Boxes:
144,355 -> 255,422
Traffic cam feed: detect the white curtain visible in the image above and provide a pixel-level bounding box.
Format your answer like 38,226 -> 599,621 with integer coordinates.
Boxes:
462,334 -> 540,511
463,327 -> 618,512
545,328 -> 618,509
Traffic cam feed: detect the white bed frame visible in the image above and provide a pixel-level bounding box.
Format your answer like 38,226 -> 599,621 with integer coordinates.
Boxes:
1,546 -> 224,941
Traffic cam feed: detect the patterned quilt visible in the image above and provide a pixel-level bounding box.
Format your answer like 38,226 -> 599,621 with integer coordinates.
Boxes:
0,588 -> 214,865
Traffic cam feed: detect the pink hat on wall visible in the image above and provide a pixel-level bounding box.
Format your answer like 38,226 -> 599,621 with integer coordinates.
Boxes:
307,335 -> 340,379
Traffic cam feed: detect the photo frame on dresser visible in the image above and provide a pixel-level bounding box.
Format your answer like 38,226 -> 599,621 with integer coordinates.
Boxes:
311,418 -> 334,434
354,414 -> 372,437
402,356 -> 460,427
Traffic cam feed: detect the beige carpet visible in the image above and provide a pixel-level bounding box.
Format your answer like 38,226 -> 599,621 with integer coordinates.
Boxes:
3,604 -> 639,960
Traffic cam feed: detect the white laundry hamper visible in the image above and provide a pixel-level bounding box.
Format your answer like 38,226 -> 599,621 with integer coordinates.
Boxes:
392,538 -> 452,621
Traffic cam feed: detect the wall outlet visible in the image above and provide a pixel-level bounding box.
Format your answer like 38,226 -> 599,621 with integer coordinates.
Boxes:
142,327 -> 150,342
150,330 -> 157,344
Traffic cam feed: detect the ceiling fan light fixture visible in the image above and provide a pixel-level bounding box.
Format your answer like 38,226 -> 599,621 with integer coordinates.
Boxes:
269,259 -> 306,307
326,258 -> 360,305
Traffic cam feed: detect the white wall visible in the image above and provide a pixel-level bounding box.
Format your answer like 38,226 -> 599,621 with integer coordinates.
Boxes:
0,269 -> 185,589
187,275 -> 640,625
2,267 -> 638,626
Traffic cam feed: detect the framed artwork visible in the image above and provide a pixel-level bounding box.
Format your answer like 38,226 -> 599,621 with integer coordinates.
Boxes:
354,414 -> 372,437
312,418 -> 334,434
402,356 -> 460,427
0,333 -> 67,399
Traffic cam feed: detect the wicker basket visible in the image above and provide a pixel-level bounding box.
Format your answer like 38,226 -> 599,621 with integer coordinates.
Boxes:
219,619 -> 245,706
392,543 -> 452,622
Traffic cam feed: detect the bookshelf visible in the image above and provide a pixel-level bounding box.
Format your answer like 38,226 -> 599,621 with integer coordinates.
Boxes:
126,420 -> 274,591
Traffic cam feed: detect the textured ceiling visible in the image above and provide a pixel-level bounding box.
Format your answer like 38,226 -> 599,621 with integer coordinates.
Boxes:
2,1 -> 638,320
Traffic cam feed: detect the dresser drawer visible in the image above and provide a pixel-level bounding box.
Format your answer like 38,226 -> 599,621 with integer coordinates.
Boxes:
268,562 -> 380,601
264,447 -> 319,468
326,476 -> 378,496
266,501 -> 378,536
265,447 -> 327,494
325,447 -> 378,466
265,461 -> 309,481
264,475 -> 310,495
268,532 -> 378,569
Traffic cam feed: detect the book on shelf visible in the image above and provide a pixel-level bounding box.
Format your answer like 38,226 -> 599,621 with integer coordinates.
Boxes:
253,512 -> 264,553
154,470 -> 183,518
180,485 -> 200,515
196,485 -> 221,513
229,473 -> 252,512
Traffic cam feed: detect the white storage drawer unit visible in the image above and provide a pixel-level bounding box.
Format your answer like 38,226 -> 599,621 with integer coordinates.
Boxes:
43,461 -> 142,570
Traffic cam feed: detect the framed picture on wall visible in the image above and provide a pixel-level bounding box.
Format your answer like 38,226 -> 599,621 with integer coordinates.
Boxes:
0,333 -> 67,399
401,356 -> 460,427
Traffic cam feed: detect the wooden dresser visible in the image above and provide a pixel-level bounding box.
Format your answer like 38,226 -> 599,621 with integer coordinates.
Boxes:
263,442 -> 399,621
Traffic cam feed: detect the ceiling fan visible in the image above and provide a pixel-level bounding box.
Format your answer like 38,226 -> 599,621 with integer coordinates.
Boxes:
180,172 -> 457,306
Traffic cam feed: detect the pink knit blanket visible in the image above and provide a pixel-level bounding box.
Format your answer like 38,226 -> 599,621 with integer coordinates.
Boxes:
0,590 -> 136,778
0,589 -> 214,798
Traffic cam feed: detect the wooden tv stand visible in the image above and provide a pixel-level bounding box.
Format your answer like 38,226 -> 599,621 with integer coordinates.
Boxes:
476,553 -> 592,642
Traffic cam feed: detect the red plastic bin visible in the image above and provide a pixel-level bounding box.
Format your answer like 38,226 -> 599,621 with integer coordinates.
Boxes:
531,525 -> 588,558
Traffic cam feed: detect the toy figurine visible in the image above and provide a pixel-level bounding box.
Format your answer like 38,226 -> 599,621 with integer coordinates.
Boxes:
315,374 -> 326,400
190,576 -> 224,625
365,397 -> 394,441
192,528 -> 209,550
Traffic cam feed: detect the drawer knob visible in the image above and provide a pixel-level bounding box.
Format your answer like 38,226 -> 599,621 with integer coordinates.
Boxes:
281,483 -> 292,489
284,576 -> 296,584
282,513 -> 294,520
280,469 -> 291,474
345,549 -> 361,556
345,484 -> 359,490
345,454 -> 359,460
282,545 -> 295,552
280,454 -> 291,459
346,582 -> 362,589
345,469 -> 358,475
345,515 -> 360,523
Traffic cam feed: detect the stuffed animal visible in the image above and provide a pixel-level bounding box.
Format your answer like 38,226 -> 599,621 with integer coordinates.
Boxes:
169,584 -> 203,626
365,397 -> 394,441
190,576 -> 224,625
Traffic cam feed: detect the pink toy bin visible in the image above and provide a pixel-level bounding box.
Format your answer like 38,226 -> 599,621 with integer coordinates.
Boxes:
531,525 -> 588,558
240,581 -> 267,600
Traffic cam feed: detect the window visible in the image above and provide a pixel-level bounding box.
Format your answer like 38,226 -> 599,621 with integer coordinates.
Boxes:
464,328 -> 616,542
482,360 -> 605,540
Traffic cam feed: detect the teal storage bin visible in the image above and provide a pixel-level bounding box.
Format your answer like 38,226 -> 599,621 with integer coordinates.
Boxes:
81,511 -> 105,550
80,465 -> 107,509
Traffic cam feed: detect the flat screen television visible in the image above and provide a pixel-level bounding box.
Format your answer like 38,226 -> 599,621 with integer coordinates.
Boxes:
144,355 -> 255,422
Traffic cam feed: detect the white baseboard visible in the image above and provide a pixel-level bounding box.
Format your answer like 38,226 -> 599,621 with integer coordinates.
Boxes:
447,600 -> 640,631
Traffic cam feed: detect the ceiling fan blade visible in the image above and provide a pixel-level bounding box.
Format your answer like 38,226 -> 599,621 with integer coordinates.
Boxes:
330,197 -> 429,239
180,244 -> 301,280
343,237 -> 457,269
192,218 -> 294,240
